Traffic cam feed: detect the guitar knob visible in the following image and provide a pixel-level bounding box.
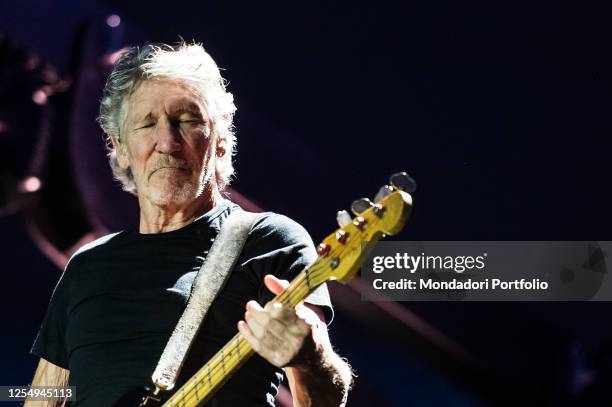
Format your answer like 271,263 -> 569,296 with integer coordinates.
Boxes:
374,185 -> 393,202
390,171 -> 417,193
336,210 -> 352,227
350,198 -> 374,215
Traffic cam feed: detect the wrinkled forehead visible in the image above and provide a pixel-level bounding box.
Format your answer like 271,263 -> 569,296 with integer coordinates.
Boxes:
122,78 -> 208,122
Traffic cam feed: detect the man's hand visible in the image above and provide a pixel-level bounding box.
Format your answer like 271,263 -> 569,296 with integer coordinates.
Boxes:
238,274 -> 353,406
237,274 -> 318,368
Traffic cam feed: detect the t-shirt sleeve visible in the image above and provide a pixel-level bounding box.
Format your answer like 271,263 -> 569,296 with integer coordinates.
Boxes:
241,213 -> 335,325
30,261 -> 75,369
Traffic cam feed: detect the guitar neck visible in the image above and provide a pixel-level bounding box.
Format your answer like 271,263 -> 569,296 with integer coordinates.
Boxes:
163,266 -> 326,407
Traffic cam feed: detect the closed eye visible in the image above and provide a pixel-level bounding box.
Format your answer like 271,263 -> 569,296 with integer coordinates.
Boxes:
177,119 -> 206,127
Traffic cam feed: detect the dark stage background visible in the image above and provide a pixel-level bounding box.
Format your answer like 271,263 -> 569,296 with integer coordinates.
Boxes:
1,1 -> 612,406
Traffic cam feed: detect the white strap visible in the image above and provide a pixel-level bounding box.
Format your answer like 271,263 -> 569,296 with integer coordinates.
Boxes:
152,209 -> 259,390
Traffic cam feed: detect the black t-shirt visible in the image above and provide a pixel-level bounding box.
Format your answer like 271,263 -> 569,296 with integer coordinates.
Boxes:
31,200 -> 334,406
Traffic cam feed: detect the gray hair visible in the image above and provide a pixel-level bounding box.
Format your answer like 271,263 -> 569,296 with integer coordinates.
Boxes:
98,42 -> 237,194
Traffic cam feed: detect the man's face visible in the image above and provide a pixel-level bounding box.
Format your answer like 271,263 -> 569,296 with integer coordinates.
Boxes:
115,78 -> 218,206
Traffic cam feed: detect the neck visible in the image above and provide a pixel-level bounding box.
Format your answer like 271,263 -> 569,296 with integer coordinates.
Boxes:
138,188 -> 222,234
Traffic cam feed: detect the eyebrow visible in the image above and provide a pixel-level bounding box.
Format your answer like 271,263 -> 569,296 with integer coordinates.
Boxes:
173,106 -> 205,119
173,100 -> 208,117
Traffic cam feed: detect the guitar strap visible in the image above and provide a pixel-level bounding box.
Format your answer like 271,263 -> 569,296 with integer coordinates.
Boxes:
152,208 -> 260,391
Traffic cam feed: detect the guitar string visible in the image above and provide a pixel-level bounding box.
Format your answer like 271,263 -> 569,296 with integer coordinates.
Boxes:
166,231 -> 365,406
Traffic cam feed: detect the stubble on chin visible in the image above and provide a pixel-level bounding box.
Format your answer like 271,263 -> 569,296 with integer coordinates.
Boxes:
146,183 -> 194,206
143,166 -> 212,207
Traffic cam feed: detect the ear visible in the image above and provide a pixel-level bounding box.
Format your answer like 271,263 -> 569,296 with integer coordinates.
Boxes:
216,136 -> 227,158
111,135 -> 130,170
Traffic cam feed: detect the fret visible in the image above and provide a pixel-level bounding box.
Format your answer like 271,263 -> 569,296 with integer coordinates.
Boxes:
206,364 -> 213,388
305,267 -> 312,289
220,349 -> 227,374
193,378 -> 201,403
234,337 -> 241,358
175,387 -> 187,407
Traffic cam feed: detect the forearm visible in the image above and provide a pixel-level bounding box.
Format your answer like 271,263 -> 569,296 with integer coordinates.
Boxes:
287,344 -> 353,407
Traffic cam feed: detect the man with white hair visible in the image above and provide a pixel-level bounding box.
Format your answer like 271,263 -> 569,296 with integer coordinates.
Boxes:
28,42 -> 352,406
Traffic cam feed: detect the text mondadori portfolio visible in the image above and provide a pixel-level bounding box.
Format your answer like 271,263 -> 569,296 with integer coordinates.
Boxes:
372,278 -> 549,290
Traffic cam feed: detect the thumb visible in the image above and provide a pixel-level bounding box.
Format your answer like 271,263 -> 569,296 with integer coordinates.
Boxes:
264,274 -> 290,295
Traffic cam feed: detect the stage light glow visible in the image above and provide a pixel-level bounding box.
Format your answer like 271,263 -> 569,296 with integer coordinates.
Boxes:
104,47 -> 129,65
20,176 -> 42,193
32,90 -> 48,105
106,14 -> 121,28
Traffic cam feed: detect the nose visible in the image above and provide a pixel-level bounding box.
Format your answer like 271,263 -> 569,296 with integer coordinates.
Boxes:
154,115 -> 181,154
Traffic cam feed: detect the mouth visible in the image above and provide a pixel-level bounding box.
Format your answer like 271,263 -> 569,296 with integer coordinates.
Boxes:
148,166 -> 191,181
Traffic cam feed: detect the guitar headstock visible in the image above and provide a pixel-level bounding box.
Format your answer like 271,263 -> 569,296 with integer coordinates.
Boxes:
313,172 -> 415,285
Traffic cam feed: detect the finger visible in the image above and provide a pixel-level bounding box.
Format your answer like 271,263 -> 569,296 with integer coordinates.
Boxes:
264,274 -> 290,296
246,306 -> 271,327
246,300 -> 263,311
264,301 -> 288,315
262,302 -> 295,325
246,307 -> 299,340
238,320 -> 261,352
244,310 -> 268,338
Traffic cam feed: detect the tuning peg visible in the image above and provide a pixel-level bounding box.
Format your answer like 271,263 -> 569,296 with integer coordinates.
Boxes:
351,198 -> 374,215
389,172 -> 417,193
374,185 -> 393,202
336,210 -> 352,227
